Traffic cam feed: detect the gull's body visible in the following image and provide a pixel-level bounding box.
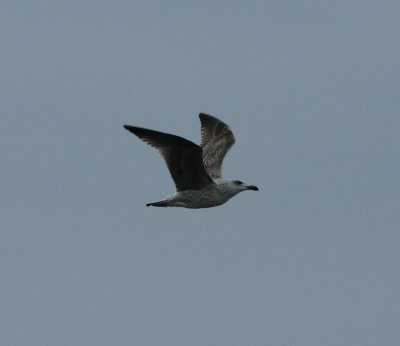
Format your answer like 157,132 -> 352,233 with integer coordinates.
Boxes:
123,113 -> 258,208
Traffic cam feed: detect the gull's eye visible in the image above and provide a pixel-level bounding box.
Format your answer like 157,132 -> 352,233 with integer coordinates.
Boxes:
234,180 -> 243,185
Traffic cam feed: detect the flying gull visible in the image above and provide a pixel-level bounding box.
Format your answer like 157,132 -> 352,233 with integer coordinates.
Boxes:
123,113 -> 259,208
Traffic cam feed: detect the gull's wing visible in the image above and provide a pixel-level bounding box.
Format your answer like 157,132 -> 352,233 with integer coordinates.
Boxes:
199,113 -> 235,179
124,125 -> 214,191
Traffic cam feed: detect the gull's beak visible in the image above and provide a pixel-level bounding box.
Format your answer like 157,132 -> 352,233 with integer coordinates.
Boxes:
246,185 -> 259,191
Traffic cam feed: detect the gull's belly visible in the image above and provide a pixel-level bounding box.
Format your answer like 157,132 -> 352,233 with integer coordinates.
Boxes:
173,187 -> 235,209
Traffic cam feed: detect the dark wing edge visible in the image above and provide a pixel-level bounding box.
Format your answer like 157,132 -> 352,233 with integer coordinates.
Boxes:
198,113 -> 235,178
123,125 -> 214,191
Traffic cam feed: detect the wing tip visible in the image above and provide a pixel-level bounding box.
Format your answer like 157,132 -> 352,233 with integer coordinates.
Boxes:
199,112 -> 213,120
199,113 -> 226,126
123,125 -> 141,135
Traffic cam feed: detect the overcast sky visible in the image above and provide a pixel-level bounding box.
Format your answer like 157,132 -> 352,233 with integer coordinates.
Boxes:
1,1 -> 399,345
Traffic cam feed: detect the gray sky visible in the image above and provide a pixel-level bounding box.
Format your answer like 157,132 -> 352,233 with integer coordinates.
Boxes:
2,1 -> 399,345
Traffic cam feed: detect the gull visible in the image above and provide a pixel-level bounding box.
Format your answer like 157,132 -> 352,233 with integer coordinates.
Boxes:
123,113 -> 259,208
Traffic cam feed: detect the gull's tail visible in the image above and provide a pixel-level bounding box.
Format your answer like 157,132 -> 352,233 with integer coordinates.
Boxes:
146,200 -> 169,207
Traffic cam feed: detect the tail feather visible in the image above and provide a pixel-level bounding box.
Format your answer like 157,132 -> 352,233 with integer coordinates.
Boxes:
146,200 -> 169,207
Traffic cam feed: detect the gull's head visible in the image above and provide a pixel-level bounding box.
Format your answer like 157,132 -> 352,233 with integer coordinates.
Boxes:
228,179 -> 259,193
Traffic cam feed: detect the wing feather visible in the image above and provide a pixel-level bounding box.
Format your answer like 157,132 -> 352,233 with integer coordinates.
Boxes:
199,113 -> 235,179
124,125 -> 214,191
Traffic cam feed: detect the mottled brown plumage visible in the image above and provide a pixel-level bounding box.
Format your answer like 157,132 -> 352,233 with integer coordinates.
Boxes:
123,113 -> 258,208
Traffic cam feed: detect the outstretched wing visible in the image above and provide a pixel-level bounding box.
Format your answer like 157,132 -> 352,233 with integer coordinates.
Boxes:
124,125 -> 214,191
199,113 -> 235,179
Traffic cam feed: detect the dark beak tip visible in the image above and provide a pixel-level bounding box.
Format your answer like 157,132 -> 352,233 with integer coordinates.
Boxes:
248,185 -> 259,191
